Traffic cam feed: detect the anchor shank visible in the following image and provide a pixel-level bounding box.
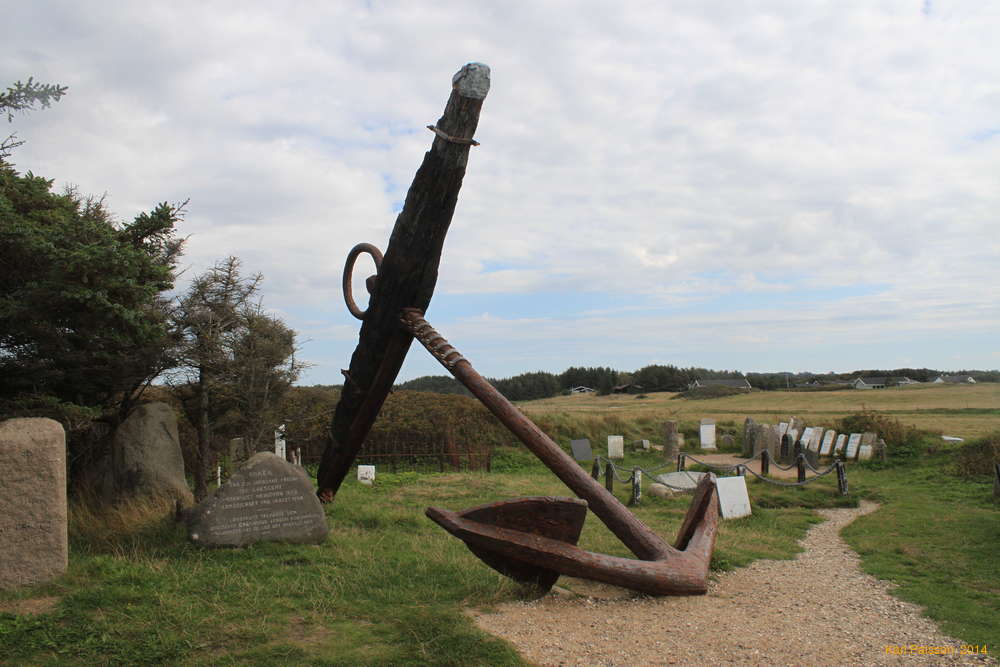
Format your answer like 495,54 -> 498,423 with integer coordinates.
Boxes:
401,309 -> 676,561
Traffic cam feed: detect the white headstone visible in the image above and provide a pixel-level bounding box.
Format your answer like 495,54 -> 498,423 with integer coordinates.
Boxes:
639,439 -> 650,450
699,419 -> 717,449
801,427 -> 815,450
357,465 -> 375,485
778,422 -> 789,437
857,444 -> 873,461
607,435 -> 624,459
845,433 -> 862,459
788,429 -> 800,447
274,424 -> 287,460
807,428 -> 823,453
716,476 -> 752,519
820,430 -> 836,456
834,434 -> 847,455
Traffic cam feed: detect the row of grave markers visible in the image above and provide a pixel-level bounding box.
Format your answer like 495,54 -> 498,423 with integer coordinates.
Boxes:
568,420 -> 880,463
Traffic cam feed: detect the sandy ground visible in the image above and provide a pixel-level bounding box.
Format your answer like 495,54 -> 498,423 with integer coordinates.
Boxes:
471,501 -> 995,666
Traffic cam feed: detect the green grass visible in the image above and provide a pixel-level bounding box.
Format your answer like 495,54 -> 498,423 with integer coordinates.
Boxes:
842,455 -> 1000,650
0,453 -> 849,666
2,434 -> 998,663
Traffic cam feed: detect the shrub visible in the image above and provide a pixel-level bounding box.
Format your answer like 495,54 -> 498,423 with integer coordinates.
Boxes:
835,410 -> 926,463
672,386 -> 745,400
954,432 -> 1000,479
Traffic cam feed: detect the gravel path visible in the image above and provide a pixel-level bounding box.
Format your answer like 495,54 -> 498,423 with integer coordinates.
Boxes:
472,502 -> 995,666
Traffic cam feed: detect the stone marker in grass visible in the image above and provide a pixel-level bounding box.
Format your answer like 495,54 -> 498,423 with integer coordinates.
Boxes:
716,476 -> 752,519
699,418 -> 716,449
820,430 -> 836,457
607,435 -> 624,459
187,452 -> 328,548
570,438 -> 593,461
845,433 -> 862,460
0,418 -> 67,590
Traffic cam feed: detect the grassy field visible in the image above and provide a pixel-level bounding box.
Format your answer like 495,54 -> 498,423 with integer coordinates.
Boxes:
1,385 -> 997,664
521,382 -> 1000,440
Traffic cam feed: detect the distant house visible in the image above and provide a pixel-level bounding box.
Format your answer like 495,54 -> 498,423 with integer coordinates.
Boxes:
612,383 -> 644,394
689,378 -> 752,392
932,375 -> 977,384
569,386 -> 595,394
896,376 -> 919,385
851,377 -> 888,390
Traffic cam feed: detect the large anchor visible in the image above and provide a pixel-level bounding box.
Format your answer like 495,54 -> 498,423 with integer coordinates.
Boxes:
318,63 -> 718,596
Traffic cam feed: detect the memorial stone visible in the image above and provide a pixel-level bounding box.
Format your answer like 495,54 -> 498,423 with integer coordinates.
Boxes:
635,439 -> 650,450
106,402 -> 193,507
857,443 -> 873,461
187,453 -> 328,547
720,434 -> 735,449
699,419 -> 717,450
607,435 -> 624,459
742,417 -> 756,457
778,422 -> 789,438
716,476 -> 752,519
820,430 -> 836,457
0,418 -> 68,589
766,424 -> 782,459
834,434 -> 847,455
663,421 -> 680,459
570,438 -> 593,461
800,427 -> 815,451
788,417 -> 805,437
357,465 -> 375,485
845,434 -> 862,459
807,428 -> 823,453
779,434 -> 793,463
861,432 -> 877,448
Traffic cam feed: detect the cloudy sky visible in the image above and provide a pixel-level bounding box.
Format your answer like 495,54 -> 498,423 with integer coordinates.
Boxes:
6,1 -> 998,384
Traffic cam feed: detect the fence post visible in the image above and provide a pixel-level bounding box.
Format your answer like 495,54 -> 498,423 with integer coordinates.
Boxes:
797,454 -> 806,483
591,459 -> 600,480
677,453 -> 686,471
760,449 -> 769,476
735,464 -> 745,477
994,462 -> 1000,499
837,461 -> 849,496
628,469 -> 642,506
604,460 -> 614,493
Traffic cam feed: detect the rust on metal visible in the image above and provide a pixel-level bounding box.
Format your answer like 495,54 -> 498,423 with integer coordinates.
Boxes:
401,308 -> 719,595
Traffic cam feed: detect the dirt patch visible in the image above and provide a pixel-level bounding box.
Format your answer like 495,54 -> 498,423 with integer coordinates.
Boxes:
472,502 -> 995,666
0,596 -> 59,616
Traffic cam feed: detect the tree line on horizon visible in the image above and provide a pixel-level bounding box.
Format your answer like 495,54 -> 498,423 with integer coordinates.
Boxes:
394,366 -> 1000,402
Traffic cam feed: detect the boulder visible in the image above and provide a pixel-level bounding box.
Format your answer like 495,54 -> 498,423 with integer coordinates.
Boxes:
107,402 -> 193,507
187,453 -> 328,547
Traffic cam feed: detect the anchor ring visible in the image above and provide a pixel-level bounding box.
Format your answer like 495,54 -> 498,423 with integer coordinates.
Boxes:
342,242 -> 383,320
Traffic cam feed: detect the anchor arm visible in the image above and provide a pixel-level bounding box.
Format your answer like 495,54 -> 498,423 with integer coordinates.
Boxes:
400,308 -> 681,562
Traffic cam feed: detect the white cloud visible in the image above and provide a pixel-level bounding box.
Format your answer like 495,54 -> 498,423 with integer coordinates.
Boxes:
5,0 -> 998,381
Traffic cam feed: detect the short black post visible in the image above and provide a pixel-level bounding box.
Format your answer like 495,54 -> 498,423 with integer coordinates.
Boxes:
604,459 -> 614,493
591,459 -> 601,480
760,449 -> 770,476
837,461 -> 849,495
993,462 -> 1000,499
677,453 -> 686,471
797,454 -> 806,483
736,464 -> 745,477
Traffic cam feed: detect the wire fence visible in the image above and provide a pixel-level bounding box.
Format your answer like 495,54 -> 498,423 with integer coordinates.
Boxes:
591,449 -> 849,504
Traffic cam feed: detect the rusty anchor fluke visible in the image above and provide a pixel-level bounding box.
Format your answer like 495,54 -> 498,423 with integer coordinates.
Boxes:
400,308 -> 719,596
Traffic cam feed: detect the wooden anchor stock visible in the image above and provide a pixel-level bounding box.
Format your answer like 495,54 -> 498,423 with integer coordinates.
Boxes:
318,63 -> 719,595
